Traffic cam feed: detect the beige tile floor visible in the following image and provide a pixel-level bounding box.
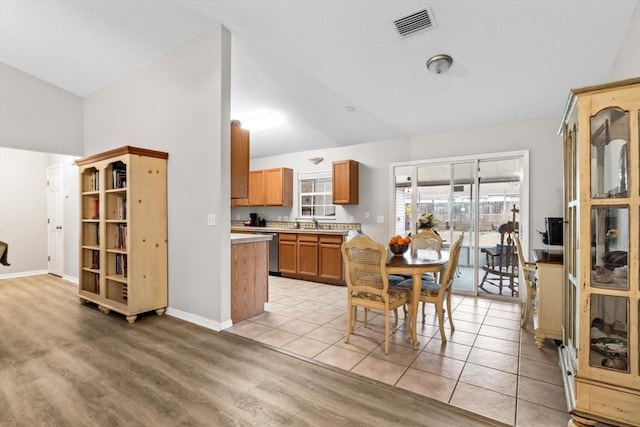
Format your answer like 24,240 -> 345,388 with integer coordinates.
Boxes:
227,276 -> 572,427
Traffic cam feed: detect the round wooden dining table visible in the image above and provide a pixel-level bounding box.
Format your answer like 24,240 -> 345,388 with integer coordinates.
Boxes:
386,249 -> 449,349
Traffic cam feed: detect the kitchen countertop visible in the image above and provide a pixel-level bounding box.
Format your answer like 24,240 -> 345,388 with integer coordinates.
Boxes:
230,233 -> 273,244
231,226 -> 351,236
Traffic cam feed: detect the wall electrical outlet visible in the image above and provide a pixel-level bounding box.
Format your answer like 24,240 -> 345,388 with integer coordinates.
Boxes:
377,216 -> 384,224
364,211 -> 370,218
349,215 -> 354,222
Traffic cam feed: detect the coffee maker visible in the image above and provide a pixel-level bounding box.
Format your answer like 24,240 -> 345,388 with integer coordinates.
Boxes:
249,213 -> 259,226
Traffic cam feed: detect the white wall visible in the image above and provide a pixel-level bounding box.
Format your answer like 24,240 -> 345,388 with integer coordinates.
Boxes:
0,62 -> 83,155
0,148 -> 78,279
0,147 -> 48,276
245,116 -> 563,248
83,26 -> 232,330
610,3 -> 640,81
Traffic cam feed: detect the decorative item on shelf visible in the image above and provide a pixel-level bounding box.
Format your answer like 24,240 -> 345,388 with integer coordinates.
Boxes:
230,119 -> 242,127
605,228 -> 618,251
389,234 -> 411,255
418,213 -> 438,232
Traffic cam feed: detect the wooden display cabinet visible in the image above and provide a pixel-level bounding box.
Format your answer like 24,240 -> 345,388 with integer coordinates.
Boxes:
559,78 -> 639,427
76,146 -> 168,323
332,160 -> 359,204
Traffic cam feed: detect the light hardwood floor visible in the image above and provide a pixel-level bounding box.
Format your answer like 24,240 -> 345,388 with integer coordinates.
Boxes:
0,274 -> 505,427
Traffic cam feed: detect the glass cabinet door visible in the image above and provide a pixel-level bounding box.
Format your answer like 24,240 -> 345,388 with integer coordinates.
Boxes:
590,108 -> 629,199
590,206 -> 629,290
589,294 -> 629,372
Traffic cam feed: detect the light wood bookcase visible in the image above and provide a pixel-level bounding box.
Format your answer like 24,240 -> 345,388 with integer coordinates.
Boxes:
75,146 -> 168,323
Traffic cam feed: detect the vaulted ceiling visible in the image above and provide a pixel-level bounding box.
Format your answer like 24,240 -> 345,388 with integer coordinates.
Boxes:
1,0 -> 637,158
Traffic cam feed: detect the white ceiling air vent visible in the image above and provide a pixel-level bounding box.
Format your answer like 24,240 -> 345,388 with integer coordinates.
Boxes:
393,6 -> 437,37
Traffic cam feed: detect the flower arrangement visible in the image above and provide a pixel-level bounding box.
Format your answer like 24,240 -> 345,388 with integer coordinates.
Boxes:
418,213 -> 437,230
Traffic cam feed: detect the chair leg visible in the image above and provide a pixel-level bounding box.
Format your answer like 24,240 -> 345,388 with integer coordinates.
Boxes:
446,294 -> 455,331
479,271 -> 489,290
521,290 -> 532,328
345,305 -> 356,343
384,310 -> 390,355
392,308 -> 398,330
436,304 -> 447,343
421,301 -> 426,324
363,308 -> 368,327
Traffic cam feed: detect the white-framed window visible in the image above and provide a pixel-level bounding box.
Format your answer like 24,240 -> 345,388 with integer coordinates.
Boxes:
298,170 -> 335,218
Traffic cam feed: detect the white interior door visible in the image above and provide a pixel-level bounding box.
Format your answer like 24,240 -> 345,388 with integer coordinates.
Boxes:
47,164 -> 64,277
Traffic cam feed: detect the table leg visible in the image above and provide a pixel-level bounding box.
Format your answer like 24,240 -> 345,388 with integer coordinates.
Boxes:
411,271 -> 422,349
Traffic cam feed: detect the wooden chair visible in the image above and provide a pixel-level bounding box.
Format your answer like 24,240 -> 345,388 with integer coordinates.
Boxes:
0,241 -> 9,266
479,223 -> 519,296
341,234 -> 412,354
514,234 -> 537,328
412,228 -> 443,252
395,235 -> 463,343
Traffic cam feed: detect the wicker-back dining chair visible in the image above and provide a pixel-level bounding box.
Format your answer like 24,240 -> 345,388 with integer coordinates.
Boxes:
341,234 -> 412,354
395,234 -> 463,343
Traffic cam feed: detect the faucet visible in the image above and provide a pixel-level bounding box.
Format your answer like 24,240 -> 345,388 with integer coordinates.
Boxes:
312,217 -> 319,229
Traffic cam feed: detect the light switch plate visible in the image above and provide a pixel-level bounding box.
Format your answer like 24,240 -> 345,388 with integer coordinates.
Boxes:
207,214 -> 216,226
365,211 -> 370,218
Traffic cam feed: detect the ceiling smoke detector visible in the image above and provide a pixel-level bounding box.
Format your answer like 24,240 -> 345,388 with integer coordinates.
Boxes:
393,6 -> 437,37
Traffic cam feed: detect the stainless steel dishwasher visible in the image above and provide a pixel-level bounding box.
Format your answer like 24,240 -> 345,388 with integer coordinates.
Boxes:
256,232 -> 279,275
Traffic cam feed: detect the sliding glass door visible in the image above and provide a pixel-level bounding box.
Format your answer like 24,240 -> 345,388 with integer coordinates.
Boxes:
392,153 -> 525,298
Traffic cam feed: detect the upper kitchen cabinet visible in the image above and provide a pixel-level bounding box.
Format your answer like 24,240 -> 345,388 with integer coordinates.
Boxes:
332,160 -> 359,204
230,124 -> 250,199
243,168 -> 293,207
265,167 -> 293,206
248,170 -> 266,206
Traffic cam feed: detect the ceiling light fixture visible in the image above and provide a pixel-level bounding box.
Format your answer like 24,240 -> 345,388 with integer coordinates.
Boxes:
426,54 -> 453,74
308,157 -> 324,165
241,112 -> 283,132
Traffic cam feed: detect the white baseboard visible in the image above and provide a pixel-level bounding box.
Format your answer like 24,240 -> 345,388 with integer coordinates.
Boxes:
166,307 -> 233,331
63,274 -> 78,284
0,269 -> 48,279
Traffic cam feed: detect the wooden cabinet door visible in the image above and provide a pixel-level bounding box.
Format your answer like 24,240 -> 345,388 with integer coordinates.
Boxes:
248,170 -> 265,206
231,197 -> 249,207
319,235 -> 343,282
297,234 -> 318,276
279,233 -> 297,274
265,168 -> 293,206
332,160 -> 359,204
230,125 -> 249,199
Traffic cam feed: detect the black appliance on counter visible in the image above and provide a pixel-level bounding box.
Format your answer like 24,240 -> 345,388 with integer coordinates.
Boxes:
249,213 -> 266,227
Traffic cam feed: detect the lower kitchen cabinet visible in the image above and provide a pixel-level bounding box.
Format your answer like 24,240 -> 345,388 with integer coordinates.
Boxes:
297,234 -> 319,276
279,232 -> 344,285
319,235 -> 343,282
279,233 -> 297,274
